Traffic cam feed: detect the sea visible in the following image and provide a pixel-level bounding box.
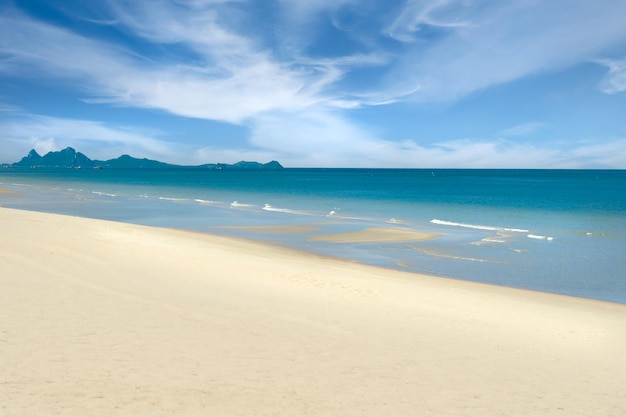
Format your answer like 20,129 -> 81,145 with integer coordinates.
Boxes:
1,168 -> 625,304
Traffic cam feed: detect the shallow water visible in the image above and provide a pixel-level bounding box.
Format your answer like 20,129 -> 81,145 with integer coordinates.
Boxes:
2,168 -> 625,303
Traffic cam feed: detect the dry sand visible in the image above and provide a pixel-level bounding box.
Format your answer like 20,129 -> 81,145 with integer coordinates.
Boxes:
1,207 -> 625,416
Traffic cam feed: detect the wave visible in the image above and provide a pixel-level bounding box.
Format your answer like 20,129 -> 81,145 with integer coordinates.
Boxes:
230,201 -> 255,208
324,208 -> 378,222
92,191 -> 117,197
527,234 -> 555,241
195,199 -> 221,205
262,204 -> 386,223
430,219 -> 529,233
478,237 -> 507,244
431,219 -> 556,242
159,196 -> 189,202
263,204 -> 294,213
262,204 -> 311,215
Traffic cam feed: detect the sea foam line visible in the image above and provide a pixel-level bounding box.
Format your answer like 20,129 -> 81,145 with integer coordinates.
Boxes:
527,234 -> 555,241
431,219 -> 555,241
230,201 -> 255,208
195,199 -> 221,205
159,196 -> 189,202
262,204 -> 312,216
92,191 -> 116,197
430,219 -> 529,233
263,204 -> 296,213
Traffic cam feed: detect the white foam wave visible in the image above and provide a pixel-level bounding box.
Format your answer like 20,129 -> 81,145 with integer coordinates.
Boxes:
159,197 -> 189,202
263,204 -> 287,212
263,204 -> 320,216
195,199 -> 221,205
324,207 -> 379,221
230,201 -> 254,208
480,237 -> 507,243
327,208 -> 343,217
527,234 -> 555,241
430,219 -> 529,233
504,227 -> 530,233
92,191 -> 116,197
263,204 -> 295,214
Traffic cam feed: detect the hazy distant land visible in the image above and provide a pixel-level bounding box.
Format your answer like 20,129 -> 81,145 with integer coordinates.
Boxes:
2,147 -> 283,170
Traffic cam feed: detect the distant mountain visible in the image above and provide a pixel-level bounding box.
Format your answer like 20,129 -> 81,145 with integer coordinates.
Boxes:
93,154 -> 174,169
6,147 -> 283,170
15,149 -> 43,166
13,147 -> 92,168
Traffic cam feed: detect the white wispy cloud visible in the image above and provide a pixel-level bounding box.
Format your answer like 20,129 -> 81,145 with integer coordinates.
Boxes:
597,58 -> 626,94
248,108 -> 625,168
0,102 -> 21,112
276,0 -> 360,30
381,0 -> 626,102
499,122 -> 545,138
1,1 -> 625,168
249,108 -> 383,166
568,138 -> 626,167
277,136 -> 626,169
4,1 -> 623,117
3,112 -> 625,169
386,0 -> 472,42
0,5 -> 342,123
0,14 -> 128,80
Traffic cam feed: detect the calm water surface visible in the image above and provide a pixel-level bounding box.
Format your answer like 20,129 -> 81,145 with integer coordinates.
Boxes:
2,168 -> 624,304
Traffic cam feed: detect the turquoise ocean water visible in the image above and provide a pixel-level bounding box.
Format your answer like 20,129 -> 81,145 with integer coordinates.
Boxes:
1,168 -> 625,304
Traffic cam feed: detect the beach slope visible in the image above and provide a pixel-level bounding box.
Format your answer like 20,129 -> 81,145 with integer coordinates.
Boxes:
1,207 -> 625,416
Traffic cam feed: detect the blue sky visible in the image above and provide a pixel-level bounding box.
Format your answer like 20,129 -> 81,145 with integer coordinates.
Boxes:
1,0 -> 626,167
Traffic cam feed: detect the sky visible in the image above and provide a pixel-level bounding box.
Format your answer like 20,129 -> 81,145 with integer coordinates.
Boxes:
1,0 -> 626,168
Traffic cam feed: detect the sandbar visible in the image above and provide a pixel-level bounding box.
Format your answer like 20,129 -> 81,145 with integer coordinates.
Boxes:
310,226 -> 439,243
1,207 -> 625,416
0,187 -> 17,195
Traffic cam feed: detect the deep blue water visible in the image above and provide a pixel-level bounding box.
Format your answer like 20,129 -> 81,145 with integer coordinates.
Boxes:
2,168 -> 625,304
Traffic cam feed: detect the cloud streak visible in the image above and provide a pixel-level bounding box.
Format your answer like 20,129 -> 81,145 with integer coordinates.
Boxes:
382,0 -> 626,102
386,0 -> 472,42
0,1 -> 625,168
2,112 -> 625,169
3,1 -> 625,113
597,58 -> 626,94
0,5 -> 343,123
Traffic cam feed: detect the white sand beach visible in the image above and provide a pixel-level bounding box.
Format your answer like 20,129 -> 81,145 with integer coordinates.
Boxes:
1,207 -> 625,416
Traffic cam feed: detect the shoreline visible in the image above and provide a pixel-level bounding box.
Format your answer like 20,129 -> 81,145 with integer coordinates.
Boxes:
2,206 -> 626,416
2,172 -> 626,305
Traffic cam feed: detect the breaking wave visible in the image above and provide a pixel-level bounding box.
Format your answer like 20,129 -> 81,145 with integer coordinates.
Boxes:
431,219 -> 555,241
430,219 -> 529,233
